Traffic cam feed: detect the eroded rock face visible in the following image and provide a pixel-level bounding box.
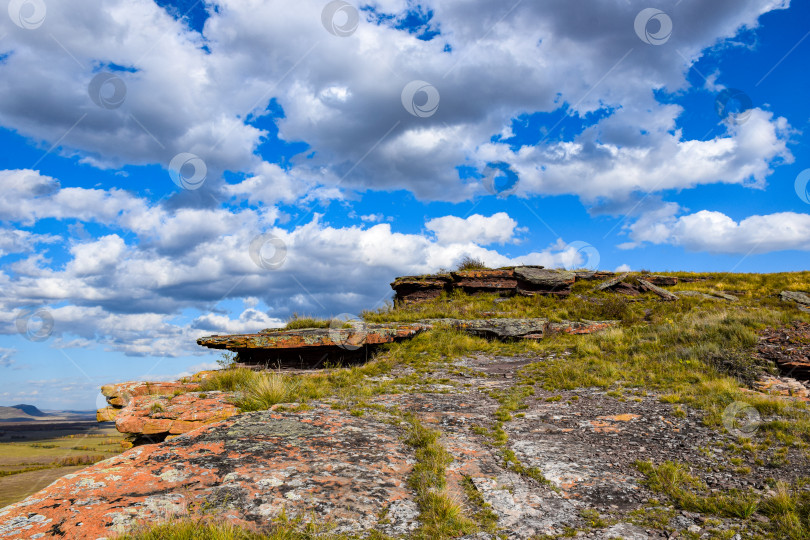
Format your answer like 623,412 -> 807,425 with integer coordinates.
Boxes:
646,275 -> 678,286
452,269 -> 519,293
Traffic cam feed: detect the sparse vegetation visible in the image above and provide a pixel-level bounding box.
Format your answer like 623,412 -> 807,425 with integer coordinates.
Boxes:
285,316 -> 332,330
401,413 -> 477,539
635,460 -> 810,538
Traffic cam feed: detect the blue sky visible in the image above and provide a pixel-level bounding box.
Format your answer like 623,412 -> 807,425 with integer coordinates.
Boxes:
0,0 -> 808,409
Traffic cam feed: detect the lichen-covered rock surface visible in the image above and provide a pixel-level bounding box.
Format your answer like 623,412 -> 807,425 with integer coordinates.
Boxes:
0,404 -> 417,539
3,349 -> 799,539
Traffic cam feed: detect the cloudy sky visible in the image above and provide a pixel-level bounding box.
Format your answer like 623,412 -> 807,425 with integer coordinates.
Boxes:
0,0 -> 808,409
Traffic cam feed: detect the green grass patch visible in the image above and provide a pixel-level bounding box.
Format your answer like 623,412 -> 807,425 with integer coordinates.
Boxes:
284,317 -> 332,330
400,413 -> 477,539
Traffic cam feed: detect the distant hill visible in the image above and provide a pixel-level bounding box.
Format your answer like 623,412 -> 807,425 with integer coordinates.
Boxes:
11,404 -> 47,417
0,404 -> 50,421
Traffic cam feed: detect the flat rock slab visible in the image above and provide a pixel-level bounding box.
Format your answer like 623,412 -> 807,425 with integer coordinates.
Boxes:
752,376 -> 810,401
197,319 -> 619,357
637,279 -> 678,301
197,322 -> 429,351
0,405 -> 417,539
594,273 -> 630,292
677,290 -> 738,302
430,318 -> 617,340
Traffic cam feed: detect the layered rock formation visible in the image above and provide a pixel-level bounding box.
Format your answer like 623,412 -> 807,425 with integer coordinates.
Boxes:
391,267 -> 610,303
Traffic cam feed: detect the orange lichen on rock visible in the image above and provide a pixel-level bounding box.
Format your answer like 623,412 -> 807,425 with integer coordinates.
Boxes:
114,391 -> 239,441
0,405 -> 417,539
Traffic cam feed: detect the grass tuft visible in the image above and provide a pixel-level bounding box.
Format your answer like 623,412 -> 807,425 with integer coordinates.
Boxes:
455,256 -> 490,272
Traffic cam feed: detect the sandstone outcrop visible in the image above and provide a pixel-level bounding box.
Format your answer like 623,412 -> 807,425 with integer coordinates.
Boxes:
196,318 -> 618,366
97,379 -> 238,444
451,268 -> 518,293
388,274 -> 452,303
97,380 -> 202,423
391,266 -> 608,303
